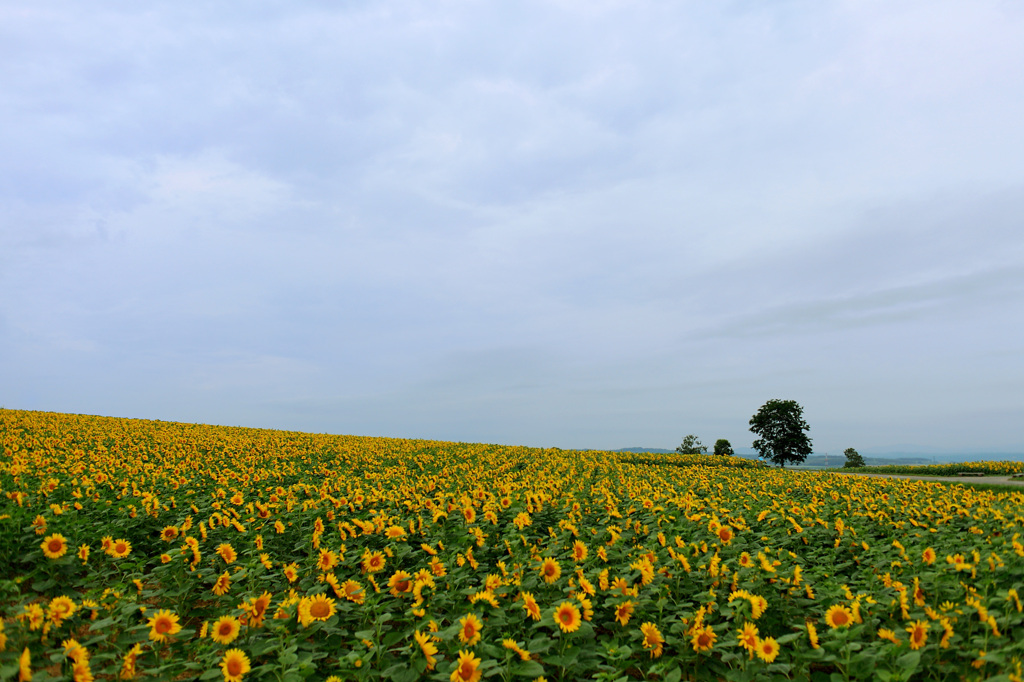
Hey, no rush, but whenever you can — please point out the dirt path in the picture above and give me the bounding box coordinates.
[834,472,1024,487]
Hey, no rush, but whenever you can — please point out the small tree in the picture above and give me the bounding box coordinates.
[843,447,865,468]
[749,399,812,468]
[676,434,707,455]
[713,439,734,456]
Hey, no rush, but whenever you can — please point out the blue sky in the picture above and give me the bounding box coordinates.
[2,1,1023,454]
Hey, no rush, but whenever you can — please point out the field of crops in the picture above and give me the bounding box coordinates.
[2,409,1024,682]
[831,462,1024,477]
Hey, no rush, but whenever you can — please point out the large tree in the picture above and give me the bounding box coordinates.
[676,434,707,455]
[843,447,865,468]
[748,399,812,468]
[713,438,734,456]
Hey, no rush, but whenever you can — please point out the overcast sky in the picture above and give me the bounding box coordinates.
[2,1,1023,454]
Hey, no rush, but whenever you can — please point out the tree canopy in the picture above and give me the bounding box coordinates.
[713,438,734,456]
[748,399,812,468]
[843,447,866,468]
[676,434,707,455]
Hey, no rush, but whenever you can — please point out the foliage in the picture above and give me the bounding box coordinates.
[3,408,1024,681]
[675,434,707,455]
[843,448,866,468]
[833,460,1024,476]
[712,439,734,457]
[749,399,813,468]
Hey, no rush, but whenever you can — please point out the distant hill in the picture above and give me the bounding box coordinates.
[615,447,675,454]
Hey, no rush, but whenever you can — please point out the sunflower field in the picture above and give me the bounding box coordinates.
[2,409,1024,682]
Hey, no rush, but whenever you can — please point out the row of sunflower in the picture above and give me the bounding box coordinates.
[2,408,1024,681]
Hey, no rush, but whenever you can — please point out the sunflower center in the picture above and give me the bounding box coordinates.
[227,659,242,676]
[310,601,330,618]
[156,619,171,633]
[395,579,410,592]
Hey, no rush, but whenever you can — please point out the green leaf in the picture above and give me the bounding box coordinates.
[663,667,682,682]
[512,660,545,677]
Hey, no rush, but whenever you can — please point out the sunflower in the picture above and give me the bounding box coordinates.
[342,579,365,604]
[738,552,753,568]
[825,604,854,629]
[458,613,483,646]
[463,507,476,524]
[414,630,438,670]
[449,650,482,682]
[878,628,900,644]
[306,594,337,622]
[572,540,588,562]
[539,557,561,584]
[147,610,182,642]
[640,622,664,658]
[717,526,734,544]
[41,533,68,559]
[553,602,582,633]
[283,563,299,583]
[210,616,241,645]
[317,549,338,572]
[77,544,89,564]
[806,620,820,649]
[755,637,780,663]
[212,572,231,596]
[388,570,413,597]
[48,596,76,623]
[906,620,928,650]
[120,643,142,680]
[691,624,716,652]
[922,547,936,565]
[248,591,272,624]
[615,600,634,626]
[385,525,406,539]
[62,638,87,663]
[220,649,251,682]
[20,647,31,682]
[108,538,132,559]
[362,550,386,573]
[520,591,541,621]
[216,543,237,565]
[160,526,179,542]
[737,622,759,653]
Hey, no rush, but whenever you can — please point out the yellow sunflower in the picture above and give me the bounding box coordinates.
[362,550,386,573]
[906,620,928,650]
[520,591,541,621]
[539,557,561,584]
[414,630,438,671]
[210,616,241,645]
[304,594,337,623]
[825,604,854,629]
[737,622,759,653]
[449,650,482,682]
[147,610,181,642]
[216,543,237,565]
[756,636,780,663]
[615,600,634,626]
[48,596,76,623]
[342,579,365,604]
[107,538,132,559]
[41,534,68,559]
[220,649,251,682]
[388,570,413,597]
[458,613,483,646]
[640,622,664,658]
[553,602,582,633]
[212,572,231,596]
[691,624,716,652]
